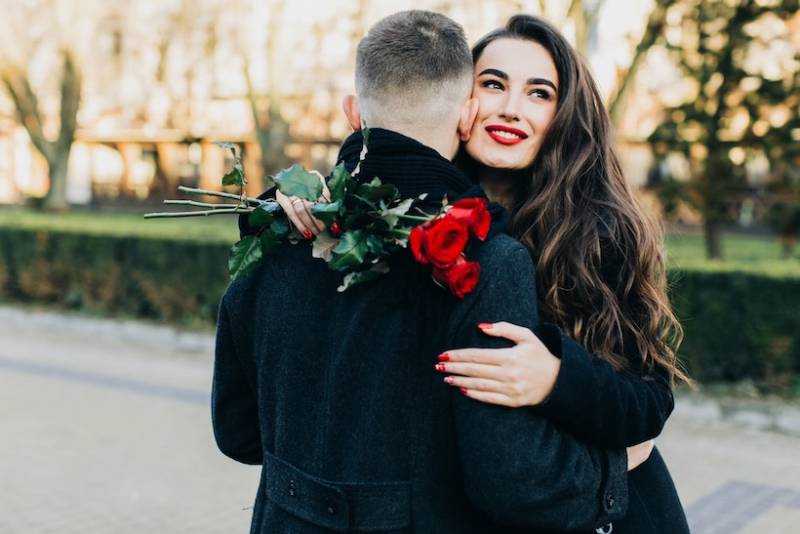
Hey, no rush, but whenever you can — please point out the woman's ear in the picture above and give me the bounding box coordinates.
[458,97,479,141]
[342,95,362,131]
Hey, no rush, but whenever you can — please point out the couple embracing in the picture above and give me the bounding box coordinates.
[212,10,691,534]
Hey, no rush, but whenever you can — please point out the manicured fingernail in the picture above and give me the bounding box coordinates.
[438,353,450,361]
[303,230,313,239]
[459,387,468,395]
[435,363,447,372]
[444,376,454,384]
[477,323,493,330]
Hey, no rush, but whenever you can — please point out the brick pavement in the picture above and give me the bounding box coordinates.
[1,305,798,533]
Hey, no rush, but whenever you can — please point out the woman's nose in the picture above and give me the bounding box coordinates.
[498,93,522,122]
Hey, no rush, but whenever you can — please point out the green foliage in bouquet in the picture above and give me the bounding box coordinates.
[145,129,434,291]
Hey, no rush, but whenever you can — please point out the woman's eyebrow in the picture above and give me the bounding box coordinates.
[478,68,508,80]
[528,78,557,91]
[479,68,557,92]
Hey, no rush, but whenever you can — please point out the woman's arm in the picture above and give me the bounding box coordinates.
[438,321,674,449]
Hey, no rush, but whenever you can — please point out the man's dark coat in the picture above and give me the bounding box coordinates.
[212,129,628,533]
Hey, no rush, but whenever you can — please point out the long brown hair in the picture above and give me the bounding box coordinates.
[472,15,688,383]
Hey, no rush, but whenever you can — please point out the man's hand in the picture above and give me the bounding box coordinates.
[626,440,654,471]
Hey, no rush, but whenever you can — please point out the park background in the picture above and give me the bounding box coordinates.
[0,0,799,532]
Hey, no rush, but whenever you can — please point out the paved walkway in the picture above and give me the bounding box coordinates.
[1,306,798,533]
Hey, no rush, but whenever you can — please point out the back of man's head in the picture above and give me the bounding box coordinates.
[354,10,473,138]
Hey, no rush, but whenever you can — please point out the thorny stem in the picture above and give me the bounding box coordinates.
[163,200,241,209]
[143,207,254,218]
[177,186,266,205]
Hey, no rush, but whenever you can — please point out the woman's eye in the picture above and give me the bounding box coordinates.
[530,89,553,100]
[481,79,504,90]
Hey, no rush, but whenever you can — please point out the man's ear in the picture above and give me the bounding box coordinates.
[458,97,479,141]
[342,95,362,131]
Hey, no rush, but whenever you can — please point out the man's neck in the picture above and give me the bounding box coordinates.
[365,122,456,161]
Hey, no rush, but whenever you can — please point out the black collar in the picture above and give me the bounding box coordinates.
[337,128,473,203]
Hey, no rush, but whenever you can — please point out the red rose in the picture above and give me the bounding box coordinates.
[409,216,469,269]
[433,256,480,298]
[448,198,490,240]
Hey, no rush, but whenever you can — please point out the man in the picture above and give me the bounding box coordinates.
[212,10,629,533]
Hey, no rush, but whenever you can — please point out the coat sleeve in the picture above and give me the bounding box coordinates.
[531,323,675,448]
[211,293,263,465]
[447,244,628,531]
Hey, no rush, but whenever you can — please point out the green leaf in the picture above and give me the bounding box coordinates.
[380,198,414,228]
[356,177,398,203]
[270,219,290,237]
[222,166,246,187]
[310,200,342,226]
[328,163,349,202]
[274,164,323,201]
[228,236,263,281]
[248,205,275,227]
[312,231,340,261]
[365,234,385,257]
[329,230,369,272]
[260,230,280,255]
[362,126,370,147]
[336,262,389,293]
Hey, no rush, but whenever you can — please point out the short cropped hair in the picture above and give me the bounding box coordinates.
[355,10,473,129]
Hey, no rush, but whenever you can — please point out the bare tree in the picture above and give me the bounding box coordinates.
[607,0,671,129]
[0,0,86,210]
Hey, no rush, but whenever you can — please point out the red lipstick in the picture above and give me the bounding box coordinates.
[485,124,529,146]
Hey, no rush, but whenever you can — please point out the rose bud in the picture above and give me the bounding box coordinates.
[448,198,490,240]
[432,256,481,298]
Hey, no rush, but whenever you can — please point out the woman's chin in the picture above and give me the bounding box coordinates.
[479,156,530,171]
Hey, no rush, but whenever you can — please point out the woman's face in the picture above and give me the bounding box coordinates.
[465,38,559,170]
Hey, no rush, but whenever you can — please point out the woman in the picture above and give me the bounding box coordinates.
[437,15,692,534]
[281,14,691,534]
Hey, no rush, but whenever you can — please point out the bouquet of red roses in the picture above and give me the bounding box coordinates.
[409,199,488,297]
[145,132,489,298]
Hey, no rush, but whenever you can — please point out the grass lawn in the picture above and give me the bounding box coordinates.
[0,207,239,243]
[665,231,800,278]
[1,207,798,276]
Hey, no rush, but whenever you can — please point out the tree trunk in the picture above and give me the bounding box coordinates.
[43,151,70,211]
[704,219,723,260]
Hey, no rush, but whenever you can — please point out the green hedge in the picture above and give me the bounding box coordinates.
[668,269,800,389]
[1,227,798,389]
[0,228,230,327]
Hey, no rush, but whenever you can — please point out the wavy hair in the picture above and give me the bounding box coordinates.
[471,15,688,383]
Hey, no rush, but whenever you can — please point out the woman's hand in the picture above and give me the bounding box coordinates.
[435,322,561,407]
[626,440,654,471]
[275,174,331,239]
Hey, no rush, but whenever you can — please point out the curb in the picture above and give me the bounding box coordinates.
[674,394,800,437]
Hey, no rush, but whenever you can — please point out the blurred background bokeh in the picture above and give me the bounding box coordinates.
[0,1,799,531]
[2,0,798,390]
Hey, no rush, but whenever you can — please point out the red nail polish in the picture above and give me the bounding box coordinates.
[477,323,493,330]
[435,363,446,372]
[438,353,450,361]
[459,387,468,395]
[444,376,454,385]
[303,230,313,239]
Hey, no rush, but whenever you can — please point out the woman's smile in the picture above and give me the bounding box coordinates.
[485,124,529,145]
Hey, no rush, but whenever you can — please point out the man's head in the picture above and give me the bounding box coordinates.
[342,10,478,159]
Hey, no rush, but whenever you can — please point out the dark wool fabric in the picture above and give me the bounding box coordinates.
[213,129,629,533]
[530,324,690,533]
